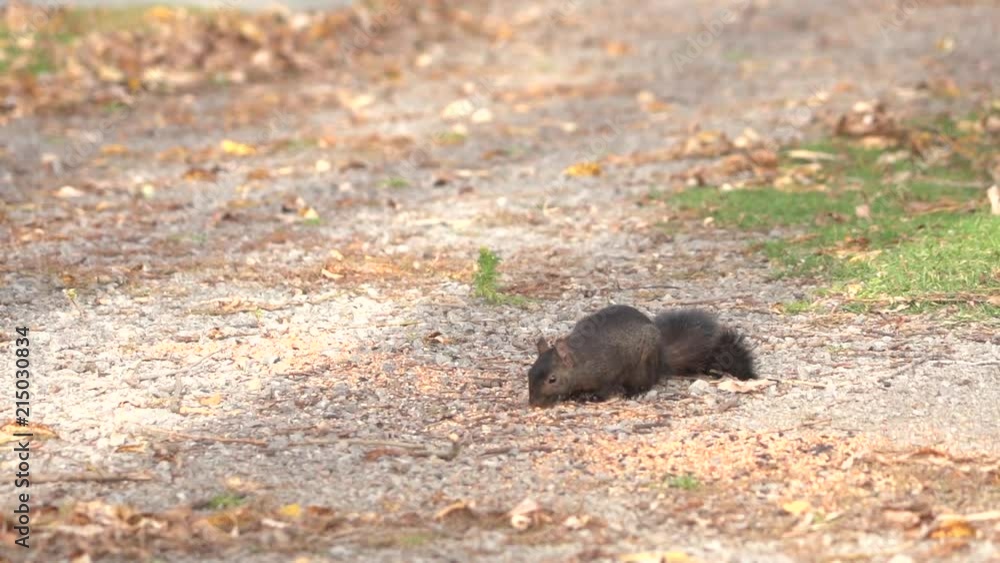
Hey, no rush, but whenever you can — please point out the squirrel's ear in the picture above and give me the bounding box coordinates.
[536,337,551,354]
[554,338,574,367]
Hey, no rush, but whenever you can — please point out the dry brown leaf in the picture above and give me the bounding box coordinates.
[749,149,778,168]
[682,130,733,158]
[434,500,474,521]
[0,420,59,443]
[100,144,130,156]
[930,516,976,539]
[183,167,218,182]
[115,443,148,454]
[509,497,542,530]
[198,393,223,407]
[604,40,632,56]
[716,379,774,393]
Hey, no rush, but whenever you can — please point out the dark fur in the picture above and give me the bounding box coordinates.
[654,309,756,379]
[528,305,756,407]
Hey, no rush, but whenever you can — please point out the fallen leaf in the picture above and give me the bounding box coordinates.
[563,161,602,177]
[749,148,778,168]
[183,167,218,182]
[221,139,257,156]
[682,130,733,158]
[604,40,631,56]
[782,500,812,516]
[198,393,223,407]
[855,203,871,219]
[278,503,302,518]
[115,443,148,454]
[100,144,130,156]
[434,500,474,521]
[0,420,59,444]
[930,516,976,539]
[54,185,85,199]
[988,185,999,216]
[509,497,542,531]
[563,515,590,530]
[786,149,838,162]
[716,378,775,393]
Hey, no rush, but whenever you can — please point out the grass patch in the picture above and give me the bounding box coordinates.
[665,473,701,491]
[381,177,410,189]
[203,492,246,510]
[664,128,1000,315]
[473,248,527,306]
[780,299,814,314]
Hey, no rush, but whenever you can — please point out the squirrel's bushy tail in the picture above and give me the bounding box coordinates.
[654,309,756,380]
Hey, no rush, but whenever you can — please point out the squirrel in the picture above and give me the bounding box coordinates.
[528,304,756,407]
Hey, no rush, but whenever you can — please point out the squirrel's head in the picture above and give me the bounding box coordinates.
[528,337,575,407]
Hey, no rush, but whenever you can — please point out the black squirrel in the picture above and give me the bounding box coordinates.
[528,304,756,407]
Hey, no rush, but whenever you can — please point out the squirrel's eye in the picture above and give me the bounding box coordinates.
[547,375,557,384]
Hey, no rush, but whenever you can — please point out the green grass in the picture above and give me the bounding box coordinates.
[664,131,1000,315]
[665,473,701,491]
[780,299,814,314]
[381,177,410,189]
[473,248,527,306]
[204,492,246,510]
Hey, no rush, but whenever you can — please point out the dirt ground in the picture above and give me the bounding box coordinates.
[1,0,999,561]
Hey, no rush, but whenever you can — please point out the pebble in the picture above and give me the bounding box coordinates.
[689,379,713,396]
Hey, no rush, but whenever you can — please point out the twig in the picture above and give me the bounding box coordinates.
[139,425,268,447]
[34,471,154,484]
[775,378,827,389]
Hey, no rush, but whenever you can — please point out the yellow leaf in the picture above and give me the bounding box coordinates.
[563,161,602,177]
[782,500,812,516]
[221,139,257,156]
[279,503,302,518]
[198,393,223,407]
[301,207,320,220]
[930,516,975,539]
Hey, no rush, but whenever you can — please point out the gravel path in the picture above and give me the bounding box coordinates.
[1,1,998,561]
